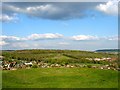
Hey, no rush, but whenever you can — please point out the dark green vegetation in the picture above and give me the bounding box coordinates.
[2,68,118,88]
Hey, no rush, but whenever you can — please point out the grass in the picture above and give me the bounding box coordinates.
[2,68,118,88]
[0,70,2,89]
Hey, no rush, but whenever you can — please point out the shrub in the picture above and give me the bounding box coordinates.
[32,65,38,68]
[87,65,92,68]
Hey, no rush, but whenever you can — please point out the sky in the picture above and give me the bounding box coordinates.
[0,0,118,51]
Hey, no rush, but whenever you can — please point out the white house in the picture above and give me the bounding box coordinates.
[24,62,33,65]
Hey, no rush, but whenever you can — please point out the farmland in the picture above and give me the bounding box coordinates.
[1,49,119,88]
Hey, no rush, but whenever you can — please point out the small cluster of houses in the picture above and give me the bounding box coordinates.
[1,60,34,70]
[0,59,119,71]
[0,56,119,71]
[85,57,112,61]
[0,56,3,70]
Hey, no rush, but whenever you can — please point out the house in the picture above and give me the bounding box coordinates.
[24,62,33,66]
[0,56,3,60]
[94,58,101,61]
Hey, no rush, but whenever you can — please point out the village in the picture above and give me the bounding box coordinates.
[0,55,119,71]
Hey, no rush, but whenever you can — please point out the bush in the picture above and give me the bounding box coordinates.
[87,65,92,68]
[32,65,38,68]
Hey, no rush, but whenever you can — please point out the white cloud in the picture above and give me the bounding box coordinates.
[0,35,28,48]
[26,4,57,14]
[0,33,63,42]
[0,41,8,46]
[107,36,119,40]
[27,33,63,40]
[11,42,29,48]
[25,4,62,20]
[1,34,118,50]
[1,34,118,45]
[96,0,118,15]
[4,4,21,12]
[0,33,63,46]
[71,35,99,40]
[2,2,118,22]
[0,14,19,22]
[71,35,119,41]
[58,42,69,45]
[0,35,21,41]
[2,2,100,21]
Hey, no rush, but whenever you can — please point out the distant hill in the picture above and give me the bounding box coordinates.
[96,49,119,53]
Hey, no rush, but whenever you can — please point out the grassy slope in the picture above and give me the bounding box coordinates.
[2,68,118,88]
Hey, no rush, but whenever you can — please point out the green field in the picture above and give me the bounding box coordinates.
[2,68,118,88]
[1,49,119,88]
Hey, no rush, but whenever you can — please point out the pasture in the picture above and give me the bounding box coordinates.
[2,68,118,88]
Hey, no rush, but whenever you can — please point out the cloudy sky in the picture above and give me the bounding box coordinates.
[0,0,118,51]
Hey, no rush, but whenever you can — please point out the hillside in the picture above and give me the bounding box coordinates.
[1,49,118,70]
